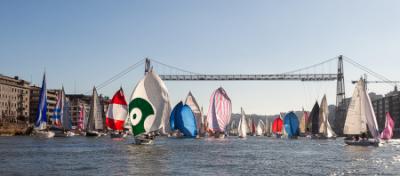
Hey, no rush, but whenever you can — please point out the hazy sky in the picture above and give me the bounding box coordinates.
[1,1,400,114]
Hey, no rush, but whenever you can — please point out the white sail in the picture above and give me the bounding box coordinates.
[362,87,380,139]
[238,108,248,138]
[344,80,367,135]
[319,95,336,137]
[256,120,265,136]
[185,91,202,135]
[87,87,103,131]
[128,70,171,136]
[280,113,287,137]
[264,117,270,135]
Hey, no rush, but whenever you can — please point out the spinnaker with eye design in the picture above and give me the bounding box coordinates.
[128,70,171,144]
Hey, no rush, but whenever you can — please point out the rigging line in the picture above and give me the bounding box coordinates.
[96,62,144,91]
[343,56,395,87]
[150,58,202,75]
[281,56,338,74]
[84,59,145,94]
[343,56,392,82]
[96,60,145,90]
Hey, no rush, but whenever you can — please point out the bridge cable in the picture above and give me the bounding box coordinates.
[85,58,145,94]
[150,59,201,75]
[343,56,395,87]
[281,56,338,74]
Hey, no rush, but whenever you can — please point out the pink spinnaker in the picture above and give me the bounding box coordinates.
[206,87,232,133]
[380,112,395,140]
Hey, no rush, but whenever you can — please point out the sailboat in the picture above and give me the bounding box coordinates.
[77,103,86,135]
[251,119,256,136]
[50,87,73,137]
[309,102,320,137]
[380,112,394,142]
[206,87,232,138]
[33,73,55,138]
[238,107,248,138]
[272,116,283,138]
[283,112,300,139]
[318,95,336,139]
[128,70,171,144]
[106,88,128,139]
[299,111,309,136]
[184,92,204,137]
[256,120,265,136]
[86,87,105,137]
[344,79,380,146]
[264,117,271,136]
[169,102,198,138]
[229,120,237,136]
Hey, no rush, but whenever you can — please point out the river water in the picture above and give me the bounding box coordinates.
[1,136,400,176]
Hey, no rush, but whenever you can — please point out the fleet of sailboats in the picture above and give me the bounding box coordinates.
[31,71,396,147]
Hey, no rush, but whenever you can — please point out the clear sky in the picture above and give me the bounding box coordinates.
[1,1,400,114]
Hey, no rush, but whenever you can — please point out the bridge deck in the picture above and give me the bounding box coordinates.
[159,74,337,81]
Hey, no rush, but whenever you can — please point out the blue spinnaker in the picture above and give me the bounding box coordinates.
[284,112,300,138]
[170,102,183,131]
[170,102,198,137]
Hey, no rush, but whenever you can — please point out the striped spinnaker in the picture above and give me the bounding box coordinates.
[206,87,232,133]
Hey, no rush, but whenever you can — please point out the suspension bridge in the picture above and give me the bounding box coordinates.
[94,55,396,111]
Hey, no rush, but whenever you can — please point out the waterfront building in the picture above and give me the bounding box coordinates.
[66,94,91,127]
[0,75,31,123]
[372,86,400,137]
[66,94,109,128]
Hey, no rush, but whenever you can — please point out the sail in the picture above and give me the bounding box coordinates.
[251,119,256,135]
[310,102,320,135]
[299,111,309,134]
[319,95,336,137]
[87,87,104,131]
[284,112,299,138]
[344,80,368,135]
[170,102,182,131]
[35,73,47,130]
[77,104,86,130]
[206,87,232,133]
[362,88,380,139]
[272,116,283,134]
[128,70,171,136]
[238,108,248,137]
[265,117,270,135]
[63,97,72,131]
[256,120,264,136]
[170,102,198,137]
[106,88,128,131]
[51,90,63,128]
[380,112,394,140]
[184,92,202,135]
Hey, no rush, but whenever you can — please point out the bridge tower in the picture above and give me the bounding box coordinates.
[144,58,151,75]
[335,55,347,135]
[336,55,345,107]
